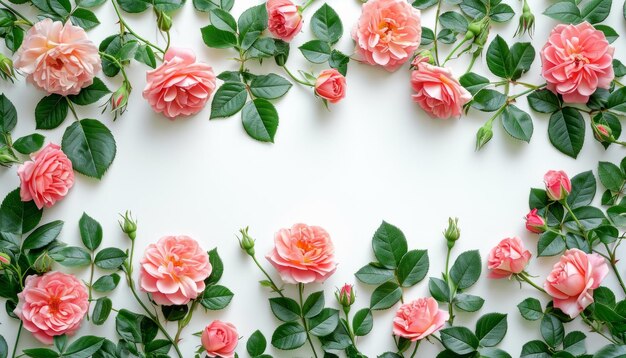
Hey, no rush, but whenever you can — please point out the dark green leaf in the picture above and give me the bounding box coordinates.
[580,0,612,24]
[116,0,150,13]
[210,8,237,32]
[548,107,585,158]
[92,273,120,292]
[353,308,373,336]
[598,161,624,191]
[527,90,560,113]
[62,119,116,179]
[94,247,127,269]
[371,221,408,269]
[68,78,110,105]
[460,72,489,95]
[200,285,233,310]
[310,4,342,44]
[429,277,451,302]
[70,8,100,30]
[397,249,429,287]
[439,11,468,33]
[540,314,564,348]
[0,94,17,132]
[299,40,331,63]
[35,95,68,130]
[241,99,279,143]
[370,282,402,310]
[354,264,394,285]
[79,212,102,251]
[51,246,91,267]
[475,313,507,347]
[247,330,267,356]
[471,89,506,112]
[543,2,582,23]
[520,340,551,358]
[23,220,63,250]
[200,25,237,48]
[537,231,566,257]
[13,134,45,155]
[250,74,292,99]
[271,322,306,350]
[308,308,339,337]
[501,104,533,142]
[517,297,543,320]
[454,293,484,312]
[210,82,248,119]
[92,297,112,325]
[269,297,301,322]
[440,326,479,355]
[205,248,224,285]
[567,171,596,208]
[449,250,481,290]
[302,291,324,318]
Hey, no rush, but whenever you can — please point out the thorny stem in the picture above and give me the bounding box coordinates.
[445,245,455,325]
[562,199,587,237]
[299,283,319,358]
[110,0,165,54]
[86,256,95,320]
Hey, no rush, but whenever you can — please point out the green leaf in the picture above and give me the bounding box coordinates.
[269,297,301,322]
[372,221,408,269]
[200,25,237,48]
[0,188,42,235]
[329,50,349,76]
[543,2,582,23]
[238,4,267,50]
[517,297,543,320]
[94,247,127,269]
[396,249,429,287]
[593,344,626,357]
[475,313,507,347]
[599,161,624,191]
[429,277,451,302]
[200,284,233,310]
[567,171,596,208]
[299,40,331,63]
[274,39,290,67]
[527,90,560,113]
[563,331,586,356]
[161,304,188,321]
[302,291,324,318]
[370,282,402,310]
[471,89,506,112]
[23,348,60,358]
[144,339,171,354]
[62,119,116,179]
[440,326,479,355]
[595,25,618,43]
[92,297,112,325]
[541,314,564,348]
[308,308,339,337]
[242,99,279,143]
[537,231,566,257]
[51,246,91,267]
[486,35,510,78]
[115,309,143,343]
[580,0,612,24]
[92,273,120,292]
[250,74,292,99]
[271,322,306,350]
[116,0,150,13]
[614,59,626,77]
[489,3,514,22]
[134,44,156,68]
[439,11,468,33]
[209,8,237,32]
[454,293,484,312]
[460,72,489,95]
[413,0,438,8]
[247,330,267,356]
[205,248,224,285]
[548,107,585,158]
[310,4,342,44]
[61,336,104,358]
[353,308,373,336]
[0,336,7,358]
[23,220,64,250]
[520,340,551,358]
[354,264,394,284]
[420,27,434,45]
[607,86,626,113]
[210,82,248,119]
[68,78,110,105]
[70,8,100,30]
[76,0,106,7]
[13,134,45,154]
[35,94,68,130]
[501,105,533,142]
[0,94,17,132]
[79,212,102,251]
[509,42,535,80]
[193,0,233,11]
[49,0,71,16]
[460,0,487,19]
[247,37,276,59]
[564,206,605,230]
[449,250,481,290]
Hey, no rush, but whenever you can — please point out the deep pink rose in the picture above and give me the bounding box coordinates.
[201,320,238,358]
[544,170,571,201]
[143,47,216,119]
[393,297,448,341]
[525,208,546,234]
[266,223,337,284]
[139,235,211,305]
[352,0,421,71]
[541,22,614,103]
[487,237,532,279]
[411,62,471,118]
[545,249,608,317]
[315,69,346,104]
[14,19,100,96]
[14,272,88,344]
[17,143,74,209]
[267,0,303,41]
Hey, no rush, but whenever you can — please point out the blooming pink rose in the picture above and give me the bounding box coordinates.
[14,271,88,344]
[201,320,238,358]
[267,0,303,41]
[411,62,471,118]
[14,18,100,96]
[17,143,74,209]
[545,249,608,317]
[393,297,448,341]
[143,47,216,119]
[487,237,532,279]
[544,170,571,201]
[352,0,421,71]
[315,69,346,104]
[541,22,614,103]
[139,235,211,305]
[266,223,337,284]
[525,208,546,234]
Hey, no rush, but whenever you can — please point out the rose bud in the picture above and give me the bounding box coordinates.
[514,0,535,37]
[487,237,532,279]
[593,123,613,143]
[0,252,10,266]
[0,53,15,82]
[0,145,18,167]
[315,69,346,104]
[238,227,255,256]
[118,210,137,240]
[155,8,172,32]
[544,170,571,201]
[443,217,460,248]
[336,284,355,308]
[107,81,132,120]
[525,209,546,234]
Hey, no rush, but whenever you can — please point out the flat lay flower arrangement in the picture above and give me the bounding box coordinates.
[0,0,625,356]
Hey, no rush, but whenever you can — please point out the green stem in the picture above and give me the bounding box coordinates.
[562,200,586,236]
[614,79,624,87]
[99,52,130,83]
[110,0,165,54]
[66,98,79,120]
[175,300,199,343]
[432,0,442,66]
[164,30,171,53]
[300,0,315,11]
[445,245,455,325]
[11,321,22,358]
[299,283,319,358]
[605,243,626,295]
[514,81,542,90]
[517,272,546,293]
[252,254,285,298]
[409,340,420,358]
[343,306,356,347]
[509,84,546,101]
[442,37,469,66]
[0,0,32,26]
[580,312,620,344]
[282,66,314,87]
[466,53,478,73]
[86,257,95,320]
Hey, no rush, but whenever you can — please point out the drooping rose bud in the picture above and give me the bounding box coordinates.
[443,217,460,249]
[118,211,137,240]
[107,81,131,120]
[544,170,571,201]
[514,0,535,37]
[336,284,355,308]
[476,124,493,150]
[525,209,546,234]
[238,227,255,256]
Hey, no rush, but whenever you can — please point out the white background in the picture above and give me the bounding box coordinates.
[1,0,626,356]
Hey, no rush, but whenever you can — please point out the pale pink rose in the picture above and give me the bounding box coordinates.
[393,297,448,341]
[143,47,216,119]
[544,170,572,201]
[14,271,88,344]
[267,0,303,41]
[525,208,546,234]
[315,69,346,103]
[266,223,337,284]
[139,235,211,305]
[17,143,74,209]
[545,249,608,317]
[541,22,614,103]
[201,320,238,358]
[352,0,421,71]
[488,237,532,279]
[411,63,471,118]
[14,18,100,96]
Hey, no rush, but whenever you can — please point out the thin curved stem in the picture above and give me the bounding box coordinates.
[509,84,546,101]
[66,98,79,120]
[517,272,546,293]
[409,340,420,358]
[252,255,285,298]
[299,283,319,358]
[110,0,165,54]
[432,0,442,65]
[11,321,22,358]
[603,243,626,295]
[442,37,469,66]
[282,66,314,87]
[99,52,130,83]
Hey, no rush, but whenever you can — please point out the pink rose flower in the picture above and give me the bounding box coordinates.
[411,62,471,119]
[337,284,355,307]
[525,208,546,234]
[315,69,346,104]
[201,320,238,358]
[143,47,216,119]
[393,297,448,341]
[17,143,74,209]
[14,271,88,344]
[139,235,212,305]
[487,237,532,279]
[541,22,614,103]
[545,249,608,317]
[14,18,100,96]
[266,223,337,284]
[267,0,303,41]
[352,0,421,71]
[544,170,571,201]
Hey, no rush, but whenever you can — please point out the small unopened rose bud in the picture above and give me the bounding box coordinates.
[593,123,613,143]
[411,51,434,68]
[155,9,172,32]
[118,211,137,240]
[0,145,18,167]
[336,284,355,308]
[443,217,460,248]
[514,0,535,38]
[0,252,10,266]
[544,170,571,201]
[238,227,255,256]
[0,53,15,82]
[105,81,132,120]
[475,125,493,150]
[33,252,54,273]
[525,209,546,234]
